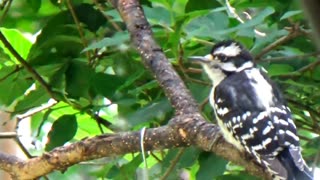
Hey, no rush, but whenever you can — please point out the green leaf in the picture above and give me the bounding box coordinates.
[160,148,200,179]
[0,71,32,106]
[185,0,221,12]
[0,28,32,62]
[107,155,143,179]
[267,64,294,76]
[47,62,69,93]
[144,6,172,26]
[82,31,129,52]
[280,10,302,20]
[251,26,288,54]
[123,99,172,126]
[73,3,106,32]
[37,35,83,57]
[178,147,201,168]
[35,62,67,77]
[14,87,51,114]
[185,11,229,39]
[28,26,83,66]
[65,60,93,98]
[91,72,125,99]
[45,114,77,151]
[196,152,227,180]
[27,0,42,12]
[229,7,275,33]
[127,80,159,96]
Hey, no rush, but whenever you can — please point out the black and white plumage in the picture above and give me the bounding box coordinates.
[189,40,313,180]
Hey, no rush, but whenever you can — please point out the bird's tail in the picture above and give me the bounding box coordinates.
[261,147,313,180]
[278,148,313,180]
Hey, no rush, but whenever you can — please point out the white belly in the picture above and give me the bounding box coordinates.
[210,87,244,151]
[216,118,244,151]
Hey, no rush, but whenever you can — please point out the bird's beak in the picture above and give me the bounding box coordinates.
[188,54,214,64]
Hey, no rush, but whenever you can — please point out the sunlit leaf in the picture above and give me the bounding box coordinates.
[83,31,129,52]
[0,28,32,62]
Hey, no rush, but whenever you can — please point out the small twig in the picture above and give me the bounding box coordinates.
[0,66,22,82]
[185,67,202,74]
[66,0,91,61]
[176,42,210,86]
[262,52,320,62]
[160,148,185,180]
[295,60,320,73]
[0,0,9,9]
[150,152,162,163]
[16,99,58,122]
[187,76,211,86]
[176,44,211,86]
[0,31,56,99]
[191,38,214,46]
[88,111,112,132]
[0,0,12,25]
[225,0,266,37]
[92,0,123,31]
[277,59,320,78]
[14,137,33,159]
[298,134,312,141]
[295,120,313,131]
[287,98,320,119]
[255,25,304,60]
[0,132,17,139]
[199,97,209,111]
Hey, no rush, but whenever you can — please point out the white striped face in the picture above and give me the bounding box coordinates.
[213,42,242,57]
[189,40,254,86]
[200,41,254,79]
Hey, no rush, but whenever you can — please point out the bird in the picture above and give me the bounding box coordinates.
[188,40,313,180]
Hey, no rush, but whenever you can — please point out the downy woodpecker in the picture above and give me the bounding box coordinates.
[189,40,313,180]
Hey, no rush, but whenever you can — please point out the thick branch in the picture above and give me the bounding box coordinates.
[0,114,268,180]
[0,123,186,179]
[110,0,199,115]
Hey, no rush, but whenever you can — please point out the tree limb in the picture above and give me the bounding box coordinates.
[0,114,269,180]
[109,0,199,115]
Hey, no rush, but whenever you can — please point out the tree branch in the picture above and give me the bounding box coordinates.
[0,114,268,180]
[254,25,306,60]
[109,0,199,115]
[262,52,320,62]
[0,121,185,179]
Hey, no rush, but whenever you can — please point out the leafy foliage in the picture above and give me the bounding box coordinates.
[0,0,319,179]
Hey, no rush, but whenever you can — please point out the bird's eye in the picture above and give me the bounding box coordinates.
[218,55,228,62]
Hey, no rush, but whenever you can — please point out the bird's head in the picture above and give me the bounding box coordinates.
[189,40,255,76]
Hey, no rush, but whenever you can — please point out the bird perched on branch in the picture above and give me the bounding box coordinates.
[189,40,313,180]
